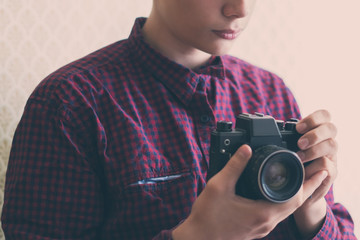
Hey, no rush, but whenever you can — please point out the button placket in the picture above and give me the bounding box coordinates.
[189,77,216,168]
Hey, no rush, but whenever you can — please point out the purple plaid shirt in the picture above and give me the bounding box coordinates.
[2,18,355,240]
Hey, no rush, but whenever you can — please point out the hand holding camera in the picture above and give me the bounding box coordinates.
[173,111,334,240]
[293,109,338,237]
[173,111,336,239]
[173,144,328,240]
[207,113,305,203]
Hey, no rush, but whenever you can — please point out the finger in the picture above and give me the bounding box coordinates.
[268,170,328,215]
[302,157,337,180]
[297,138,338,162]
[297,122,337,150]
[307,178,332,202]
[302,157,337,203]
[214,144,252,191]
[302,170,328,200]
[259,171,327,224]
[296,110,331,134]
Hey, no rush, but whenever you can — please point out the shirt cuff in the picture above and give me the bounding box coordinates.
[311,204,337,240]
[287,204,331,240]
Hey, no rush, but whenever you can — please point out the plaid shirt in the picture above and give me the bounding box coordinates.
[2,18,355,240]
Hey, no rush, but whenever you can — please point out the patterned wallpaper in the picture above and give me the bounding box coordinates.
[1,1,359,239]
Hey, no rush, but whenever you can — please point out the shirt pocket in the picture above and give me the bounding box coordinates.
[127,172,190,187]
[116,170,196,238]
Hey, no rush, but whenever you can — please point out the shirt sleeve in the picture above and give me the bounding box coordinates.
[1,98,105,239]
[311,187,356,240]
[1,96,186,240]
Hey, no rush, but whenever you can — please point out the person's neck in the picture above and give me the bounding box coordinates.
[142,16,211,70]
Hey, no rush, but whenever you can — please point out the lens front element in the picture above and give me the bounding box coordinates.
[263,161,288,191]
[258,146,304,203]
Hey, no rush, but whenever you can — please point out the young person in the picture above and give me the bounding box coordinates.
[2,0,356,239]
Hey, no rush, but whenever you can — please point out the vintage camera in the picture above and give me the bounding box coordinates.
[207,113,304,203]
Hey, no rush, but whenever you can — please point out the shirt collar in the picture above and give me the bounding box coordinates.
[128,18,225,106]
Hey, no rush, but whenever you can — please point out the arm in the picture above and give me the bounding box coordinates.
[293,110,356,239]
[268,74,356,239]
[1,99,104,239]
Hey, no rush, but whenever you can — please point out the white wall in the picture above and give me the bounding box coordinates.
[0,0,359,238]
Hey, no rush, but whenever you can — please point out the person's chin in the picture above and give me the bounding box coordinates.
[204,43,233,56]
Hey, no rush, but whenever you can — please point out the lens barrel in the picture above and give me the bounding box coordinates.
[236,145,304,203]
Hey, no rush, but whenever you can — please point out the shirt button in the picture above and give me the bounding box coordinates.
[200,115,210,123]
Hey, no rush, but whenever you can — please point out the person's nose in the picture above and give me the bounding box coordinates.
[222,0,248,19]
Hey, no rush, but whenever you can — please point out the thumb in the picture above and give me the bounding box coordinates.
[214,144,252,192]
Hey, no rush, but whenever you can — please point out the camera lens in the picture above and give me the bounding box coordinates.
[258,146,304,203]
[236,145,304,203]
[263,161,288,191]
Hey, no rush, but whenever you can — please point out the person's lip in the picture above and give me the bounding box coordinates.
[212,29,242,40]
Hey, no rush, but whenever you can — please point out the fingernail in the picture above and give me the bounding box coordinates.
[298,138,309,149]
[320,171,328,181]
[238,145,252,158]
[296,123,307,133]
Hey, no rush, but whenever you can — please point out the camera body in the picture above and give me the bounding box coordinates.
[207,113,304,203]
